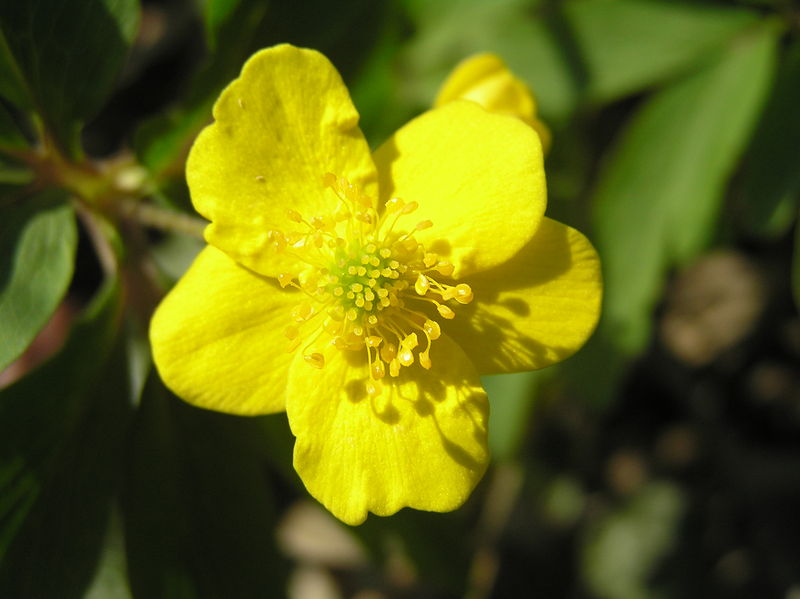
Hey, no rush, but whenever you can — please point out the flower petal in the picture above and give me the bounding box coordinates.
[444,217,602,374]
[434,53,551,152]
[373,100,545,278]
[150,245,298,415]
[286,335,489,525]
[187,44,378,277]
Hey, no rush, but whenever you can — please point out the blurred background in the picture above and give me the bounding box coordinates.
[2,0,800,597]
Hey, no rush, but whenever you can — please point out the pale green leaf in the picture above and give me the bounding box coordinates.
[564,0,760,103]
[594,24,778,353]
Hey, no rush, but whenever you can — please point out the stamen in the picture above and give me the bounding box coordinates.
[283,173,475,374]
[304,353,325,369]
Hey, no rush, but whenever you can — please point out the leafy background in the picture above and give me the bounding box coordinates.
[2,0,800,597]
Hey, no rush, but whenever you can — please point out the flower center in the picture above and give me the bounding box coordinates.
[269,174,473,396]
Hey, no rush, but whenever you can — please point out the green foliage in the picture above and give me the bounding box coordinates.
[0,101,28,149]
[0,0,139,156]
[124,378,286,598]
[563,0,759,103]
[0,280,128,598]
[1,0,799,596]
[594,21,778,353]
[739,39,800,237]
[0,191,77,371]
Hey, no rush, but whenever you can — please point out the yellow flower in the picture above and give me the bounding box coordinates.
[150,44,601,525]
[434,53,551,153]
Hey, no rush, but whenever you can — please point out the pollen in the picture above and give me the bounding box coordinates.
[272,173,475,383]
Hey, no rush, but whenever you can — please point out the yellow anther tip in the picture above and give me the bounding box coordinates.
[437,304,456,319]
[398,349,414,367]
[414,273,430,295]
[304,353,325,369]
[420,352,432,370]
[401,201,419,215]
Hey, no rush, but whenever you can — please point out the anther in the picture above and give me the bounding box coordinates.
[389,359,400,377]
[415,274,430,295]
[398,347,414,367]
[371,360,385,380]
[385,197,404,213]
[416,220,433,230]
[304,353,325,369]
[401,201,419,215]
[381,342,397,363]
[454,283,474,304]
[366,379,382,397]
[436,262,455,277]
[419,351,432,370]
[423,253,438,268]
[292,303,315,322]
[287,209,303,223]
[423,320,441,340]
[437,304,456,319]
[277,273,293,288]
[402,333,419,350]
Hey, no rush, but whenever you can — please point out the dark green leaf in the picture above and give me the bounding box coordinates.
[0,30,30,110]
[793,209,800,312]
[0,279,129,598]
[739,39,800,237]
[124,378,287,599]
[0,190,77,371]
[593,23,777,353]
[202,0,240,49]
[0,0,139,155]
[0,100,28,150]
[564,0,760,103]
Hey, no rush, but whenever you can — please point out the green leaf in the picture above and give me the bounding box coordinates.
[124,378,287,598]
[792,209,800,312]
[564,0,760,103]
[202,0,240,49]
[581,481,686,599]
[0,0,139,155]
[0,31,30,110]
[0,279,129,598]
[482,371,548,461]
[738,39,800,237]
[0,191,77,372]
[593,23,778,353]
[0,100,28,150]
[401,0,581,124]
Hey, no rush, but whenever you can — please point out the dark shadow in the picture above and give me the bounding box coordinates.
[446,216,597,373]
